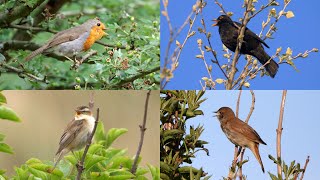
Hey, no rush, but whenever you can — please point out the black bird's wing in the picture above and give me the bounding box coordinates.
[233,22,269,48]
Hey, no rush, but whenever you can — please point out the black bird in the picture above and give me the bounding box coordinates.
[213,15,279,78]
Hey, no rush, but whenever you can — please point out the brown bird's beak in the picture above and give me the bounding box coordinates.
[212,19,218,26]
[213,111,219,117]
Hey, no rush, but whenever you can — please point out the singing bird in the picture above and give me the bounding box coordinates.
[213,15,279,78]
[215,107,267,173]
[54,106,95,169]
[25,18,106,61]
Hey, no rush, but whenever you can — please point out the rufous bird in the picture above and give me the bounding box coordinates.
[215,106,267,173]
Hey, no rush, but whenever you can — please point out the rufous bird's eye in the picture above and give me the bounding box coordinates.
[97,23,100,26]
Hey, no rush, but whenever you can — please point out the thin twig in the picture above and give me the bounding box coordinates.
[227,90,243,179]
[245,90,255,123]
[1,63,49,83]
[131,90,151,174]
[160,0,199,89]
[226,0,253,90]
[199,14,228,79]
[214,0,228,15]
[107,66,160,89]
[76,101,100,180]
[238,90,255,179]
[300,156,310,180]
[276,90,287,177]
[236,90,242,117]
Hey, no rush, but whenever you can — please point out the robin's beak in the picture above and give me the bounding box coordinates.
[212,19,218,26]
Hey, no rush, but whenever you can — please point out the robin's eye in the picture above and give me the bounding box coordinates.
[97,23,100,26]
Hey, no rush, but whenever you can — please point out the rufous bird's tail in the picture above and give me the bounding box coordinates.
[250,143,265,173]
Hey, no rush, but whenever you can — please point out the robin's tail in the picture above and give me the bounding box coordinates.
[250,143,265,173]
[25,45,47,61]
[252,46,279,78]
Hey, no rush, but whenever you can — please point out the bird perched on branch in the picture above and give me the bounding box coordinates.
[213,15,279,78]
[25,18,106,61]
[53,106,95,169]
[214,107,267,173]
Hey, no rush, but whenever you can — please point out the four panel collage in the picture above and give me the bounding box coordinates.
[0,0,318,179]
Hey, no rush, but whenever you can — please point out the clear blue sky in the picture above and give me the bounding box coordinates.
[161,0,320,89]
[185,90,319,179]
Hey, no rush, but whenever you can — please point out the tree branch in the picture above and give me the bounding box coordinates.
[0,63,49,83]
[0,0,45,27]
[276,90,287,177]
[300,156,310,180]
[108,66,160,89]
[131,90,151,174]
[226,0,253,90]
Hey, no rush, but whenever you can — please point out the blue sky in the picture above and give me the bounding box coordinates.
[161,0,320,89]
[184,90,319,179]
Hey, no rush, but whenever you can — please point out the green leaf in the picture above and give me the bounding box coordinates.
[147,164,160,180]
[95,121,106,142]
[0,106,21,122]
[85,154,106,170]
[0,134,5,141]
[105,128,128,148]
[0,143,14,154]
[0,93,7,104]
[88,143,104,155]
[0,169,6,175]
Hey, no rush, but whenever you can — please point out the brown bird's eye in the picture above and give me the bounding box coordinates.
[97,23,100,26]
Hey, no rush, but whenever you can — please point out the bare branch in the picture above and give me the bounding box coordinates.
[300,156,310,180]
[245,90,255,123]
[276,90,287,177]
[131,90,151,174]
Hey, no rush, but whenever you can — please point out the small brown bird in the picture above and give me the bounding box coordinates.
[215,107,267,173]
[54,106,95,169]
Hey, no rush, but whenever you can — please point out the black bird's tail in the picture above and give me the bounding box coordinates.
[252,47,279,78]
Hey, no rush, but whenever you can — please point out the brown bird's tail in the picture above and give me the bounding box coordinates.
[252,46,279,78]
[25,45,48,61]
[53,148,69,169]
[250,143,265,173]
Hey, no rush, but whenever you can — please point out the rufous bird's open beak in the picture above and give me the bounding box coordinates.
[212,19,218,26]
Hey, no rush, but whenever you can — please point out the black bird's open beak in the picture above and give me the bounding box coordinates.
[212,19,218,26]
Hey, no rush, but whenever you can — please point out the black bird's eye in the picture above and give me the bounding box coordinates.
[97,23,100,26]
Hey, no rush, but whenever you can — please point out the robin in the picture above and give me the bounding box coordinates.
[25,18,106,61]
[214,107,267,173]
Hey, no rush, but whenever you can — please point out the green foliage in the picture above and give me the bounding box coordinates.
[0,92,21,155]
[0,0,159,90]
[268,155,305,180]
[6,126,158,179]
[160,90,210,179]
